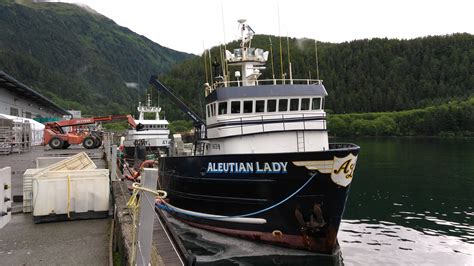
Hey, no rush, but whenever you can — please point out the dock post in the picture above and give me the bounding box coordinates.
[111,145,118,181]
[136,168,158,266]
[104,133,111,162]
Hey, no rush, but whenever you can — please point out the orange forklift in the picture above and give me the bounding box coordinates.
[43,114,143,149]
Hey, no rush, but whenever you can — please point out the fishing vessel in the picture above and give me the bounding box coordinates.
[151,20,360,254]
[123,95,170,156]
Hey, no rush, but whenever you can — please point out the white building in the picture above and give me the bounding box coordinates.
[0,71,70,119]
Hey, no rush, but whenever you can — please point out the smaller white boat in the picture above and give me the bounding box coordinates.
[124,94,170,156]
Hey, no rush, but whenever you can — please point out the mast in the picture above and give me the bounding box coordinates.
[224,20,268,86]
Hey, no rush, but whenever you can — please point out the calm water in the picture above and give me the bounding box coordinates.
[170,138,474,265]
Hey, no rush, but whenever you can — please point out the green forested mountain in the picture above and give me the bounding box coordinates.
[0,0,193,115]
[158,34,473,121]
[1,0,472,125]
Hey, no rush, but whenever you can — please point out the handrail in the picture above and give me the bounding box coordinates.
[207,112,327,138]
[212,112,326,124]
[208,78,323,93]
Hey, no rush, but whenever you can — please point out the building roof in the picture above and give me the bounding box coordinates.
[0,71,70,116]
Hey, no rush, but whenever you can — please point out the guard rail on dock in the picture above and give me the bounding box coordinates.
[104,132,193,265]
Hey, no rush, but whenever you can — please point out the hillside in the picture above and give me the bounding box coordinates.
[328,97,474,137]
[0,0,193,115]
[1,0,472,121]
[158,34,474,121]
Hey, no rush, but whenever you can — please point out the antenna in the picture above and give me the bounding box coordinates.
[238,19,247,48]
[287,33,293,84]
[315,39,320,80]
[277,3,284,81]
[269,37,275,82]
[219,43,226,85]
[203,43,209,84]
[220,1,229,81]
[208,49,213,84]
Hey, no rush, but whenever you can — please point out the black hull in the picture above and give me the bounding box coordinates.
[158,143,360,254]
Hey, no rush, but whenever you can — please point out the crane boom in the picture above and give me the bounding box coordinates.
[149,76,205,127]
[43,114,143,150]
[47,114,140,129]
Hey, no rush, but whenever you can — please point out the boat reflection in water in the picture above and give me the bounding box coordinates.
[170,216,473,265]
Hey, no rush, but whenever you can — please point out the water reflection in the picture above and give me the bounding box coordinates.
[339,220,473,265]
[171,217,473,265]
[169,216,343,266]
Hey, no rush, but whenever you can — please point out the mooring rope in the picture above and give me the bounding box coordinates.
[155,172,318,222]
[126,182,167,265]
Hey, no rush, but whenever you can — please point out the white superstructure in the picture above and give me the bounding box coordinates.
[124,95,170,150]
[201,20,328,155]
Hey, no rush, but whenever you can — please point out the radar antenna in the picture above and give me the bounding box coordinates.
[238,19,255,48]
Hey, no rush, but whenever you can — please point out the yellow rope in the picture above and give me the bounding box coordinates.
[126,182,167,266]
[127,188,140,266]
[131,182,167,199]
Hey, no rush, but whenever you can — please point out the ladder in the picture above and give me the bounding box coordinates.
[296,131,305,152]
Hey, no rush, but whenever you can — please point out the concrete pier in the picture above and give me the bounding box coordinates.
[1,143,191,265]
[0,146,110,265]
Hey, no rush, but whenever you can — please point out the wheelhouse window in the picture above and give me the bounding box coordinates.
[290,98,299,111]
[267,99,276,112]
[218,102,228,115]
[255,100,265,113]
[301,98,310,110]
[231,101,241,114]
[243,100,253,113]
[206,105,210,117]
[311,97,321,110]
[209,103,217,116]
[278,99,288,112]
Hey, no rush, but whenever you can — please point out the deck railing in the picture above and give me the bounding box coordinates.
[206,78,323,95]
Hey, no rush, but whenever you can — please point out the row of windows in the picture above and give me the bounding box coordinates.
[10,107,33,118]
[207,97,324,117]
[142,124,168,129]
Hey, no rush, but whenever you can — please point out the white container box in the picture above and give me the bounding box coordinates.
[36,156,70,168]
[44,152,97,172]
[32,169,109,223]
[23,152,97,213]
[23,168,43,213]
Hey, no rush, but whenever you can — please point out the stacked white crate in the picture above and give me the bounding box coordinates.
[11,120,31,154]
[32,169,110,218]
[0,118,13,155]
[23,152,97,213]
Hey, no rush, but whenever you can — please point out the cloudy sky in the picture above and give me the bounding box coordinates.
[57,0,473,55]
